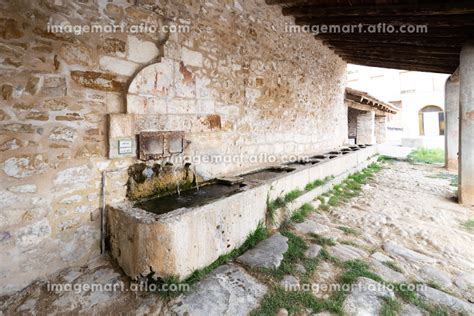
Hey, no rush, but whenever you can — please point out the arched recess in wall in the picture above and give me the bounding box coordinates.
[418,105,445,136]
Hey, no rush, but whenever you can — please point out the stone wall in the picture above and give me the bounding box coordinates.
[0,0,346,295]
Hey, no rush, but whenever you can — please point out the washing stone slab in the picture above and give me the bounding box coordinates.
[237,232,288,269]
[169,264,267,316]
[383,241,437,264]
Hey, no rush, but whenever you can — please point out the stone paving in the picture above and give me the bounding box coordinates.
[2,160,474,315]
[237,233,288,269]
[169,264,267,316]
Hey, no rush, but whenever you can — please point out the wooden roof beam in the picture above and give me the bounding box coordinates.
[343,57,455,73]
[324,42,461,55]
[294,15,474,27]
[283,2,474,18]
[337,53,458,65]
[316,35,468,48]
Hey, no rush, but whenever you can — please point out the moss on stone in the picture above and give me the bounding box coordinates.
[127,163,196,201]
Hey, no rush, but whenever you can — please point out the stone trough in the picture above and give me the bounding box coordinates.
[107,145,377,280]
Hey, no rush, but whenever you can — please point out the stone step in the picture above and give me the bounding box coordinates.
[169,264,267,316]
[417,286,474,314]
[383,241,437,264]
[237,232,288,269]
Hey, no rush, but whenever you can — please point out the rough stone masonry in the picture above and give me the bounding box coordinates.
[0,0,347,295]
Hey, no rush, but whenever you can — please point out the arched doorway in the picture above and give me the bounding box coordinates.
[419,105,445,136]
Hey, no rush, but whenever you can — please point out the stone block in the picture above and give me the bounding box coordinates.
[59,43,94,67]
[101,38,126,56]
[109,114,134,138]
[343,277,395,315]
[0,109,11,120]
[26,111,49,121]
[71,71,124,92]
[25,76,41,95]
[127,35,159,63]
[7,184,37,193]
[49,126,77,142]
[181,47,203,67]
[330,244,368,262]
[128,59,174,97]
[127,94,167,114]
[41,76,67,97]
[237,233,288,269]
[195,76,213,98]
[99,56,139,76]
[169,264,267,315]
[1,84,12,100]
[2,154,48,178]
[15,218,51,248]
[53,165,91,187]
[0,18,24,39]
[109,114,137,159]
[43,99,68,111]
[168,98,196,114]
[197,99,215,114]
[175,61,195,98]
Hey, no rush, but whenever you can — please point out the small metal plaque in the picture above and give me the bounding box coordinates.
[118,139,133,155]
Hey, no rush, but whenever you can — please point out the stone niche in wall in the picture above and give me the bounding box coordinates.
[108,57,219,160]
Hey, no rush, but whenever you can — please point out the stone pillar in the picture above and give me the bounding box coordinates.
[444,72,460,171]
[459,42,474,206]
[375,115,387,144]
[357,111,375,144]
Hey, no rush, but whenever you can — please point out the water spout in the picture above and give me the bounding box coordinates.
[171,166,181,197]
[193,165,200,191]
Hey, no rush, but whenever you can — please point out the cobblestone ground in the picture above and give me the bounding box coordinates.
[1,160,473,315]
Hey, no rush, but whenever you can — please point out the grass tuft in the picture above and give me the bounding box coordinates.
[284,189,303,203]
[340,260,384,284]
[250,287,323,315]
[382,261,404,273]
[320,259,383,314]
[380,297,401,316]
[290,203,315,223]
[309,233,336,247]
[378,155,396,162]
[305,179,325,191]
[267,196,286,214]
[337,226,359,235]
[408,148,444,164]
[462,219,474,232]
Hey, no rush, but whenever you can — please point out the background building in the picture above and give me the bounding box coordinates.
[347,64,449,147]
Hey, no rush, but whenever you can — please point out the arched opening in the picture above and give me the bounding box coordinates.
[418,105,445,136]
